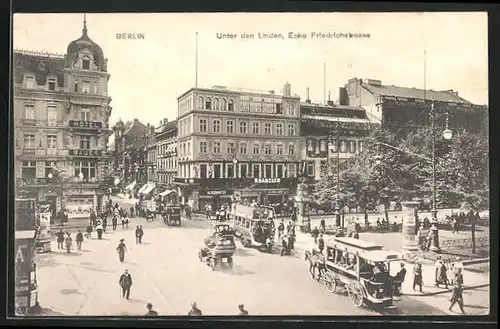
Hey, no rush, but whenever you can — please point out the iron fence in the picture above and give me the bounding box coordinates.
[440,236,489,250]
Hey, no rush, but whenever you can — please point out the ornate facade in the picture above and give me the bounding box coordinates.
[174,83,302,210]
[14,18,113,217]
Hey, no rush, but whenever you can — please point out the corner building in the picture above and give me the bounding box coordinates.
[175,84,302,211]
[13,19,112,217]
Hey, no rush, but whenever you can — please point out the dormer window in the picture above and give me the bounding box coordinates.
[25,76,35,89]
[48,78,56,91]
[82,58,90,70]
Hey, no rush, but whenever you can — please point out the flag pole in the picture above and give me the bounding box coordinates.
[424,50,427,101]
[195,32,199,87]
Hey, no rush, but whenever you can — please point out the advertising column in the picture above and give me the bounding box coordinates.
[401,201,420,261]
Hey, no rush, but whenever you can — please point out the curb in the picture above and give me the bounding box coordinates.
[404,283,490,297]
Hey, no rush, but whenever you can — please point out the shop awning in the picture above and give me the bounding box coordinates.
[138,183,149,194]
[160,189,176,197]
[141,183,156,195]
[124,180,136,191]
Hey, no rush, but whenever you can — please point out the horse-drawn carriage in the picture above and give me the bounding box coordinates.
[306,237,401,309]
[198,223,236,271]
[162,204,181,226]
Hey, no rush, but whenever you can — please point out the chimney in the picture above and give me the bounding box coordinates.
[306,87,311,103]
[283,82,291,97]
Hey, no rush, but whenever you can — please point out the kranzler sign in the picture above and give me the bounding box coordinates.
[69,149,103,157]
[69,120,103,129]
[254,178,281,184]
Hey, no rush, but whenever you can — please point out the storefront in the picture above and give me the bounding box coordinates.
[199,189,233,212]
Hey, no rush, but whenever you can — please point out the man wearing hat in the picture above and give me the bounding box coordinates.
[238,304,248,316]
[412,262,423,293]
[116,238,127,263]
[188,302,202,316]
[145,303,158,316]
[119,269,133,300]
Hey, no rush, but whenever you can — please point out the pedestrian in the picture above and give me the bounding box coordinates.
[320,217,325,232]
[121,215,126,229]
[280,235,288,257]
[135,226,141,244]
[317,234,325,254]
[76,230,84,251]
[130,206,135,218]
[55,229,65,249]
[64,232,73,253]
[124,215,130,229]
[434,256,443,286]
[454,257,464,277]
[238,304,249,316]
[393,263,407,295]
[449,281,466,314]
[90,211,97,227]
[188,302,202,316]
[145,303,158,316]
[277,220,284,239]
[96,223,104,239]
[112,215,118,231]
[85,224,92,239]
[412,262,423,293]
[119,269,132,300]
[117,238,127,263]
[103,218,107,233]
[138,225,144,244]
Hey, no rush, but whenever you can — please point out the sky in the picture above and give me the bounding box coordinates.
[13,12,488,127]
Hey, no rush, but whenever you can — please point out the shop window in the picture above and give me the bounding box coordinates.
[21,161,36,179]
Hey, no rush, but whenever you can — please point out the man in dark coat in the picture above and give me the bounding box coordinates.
[135,226,141,244]
[119,269,132,300]
[188,302,202,316]
[145,303,158,316]
[317,234,325,254]
[75,230,84,251]
[130,206,135,218]
[238,304,249,316]
[55,229,65,249]
[413,263,423,293]
[449,281,465,314]
[90,211,97,227]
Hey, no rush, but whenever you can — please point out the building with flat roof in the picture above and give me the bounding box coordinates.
[174,83,302,211]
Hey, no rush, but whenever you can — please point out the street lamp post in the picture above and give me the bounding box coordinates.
[429,103,453,251]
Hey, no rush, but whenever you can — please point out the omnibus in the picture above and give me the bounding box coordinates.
[230,204,276,252]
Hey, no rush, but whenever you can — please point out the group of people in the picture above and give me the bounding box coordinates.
[54,229,85,253]
[278,220,296,256]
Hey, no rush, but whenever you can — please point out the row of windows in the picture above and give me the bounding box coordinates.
[178,117,192,136]
[178,163,298,179]
[157,158,177,170]
[199,119,296,136]
[157,173,175,184]
[23,104,95,122]
[21,160,97,180]
[198,141,296,156]
[306,140,364,154]
[22,133,100,150]
[178,142,191,157]
[157,142,177,155]
[24,75,99,94]
[197,96,235,111]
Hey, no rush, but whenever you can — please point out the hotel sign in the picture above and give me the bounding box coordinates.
[69,120,103,129]
[254,178,281,184]
[69,149,103,157]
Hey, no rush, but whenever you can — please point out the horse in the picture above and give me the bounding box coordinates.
[305,249,326,280]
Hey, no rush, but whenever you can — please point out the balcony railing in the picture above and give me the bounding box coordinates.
[173,177,300,189]
[17,176,100,186]
[19,148,69,157]
[17,119,64,127]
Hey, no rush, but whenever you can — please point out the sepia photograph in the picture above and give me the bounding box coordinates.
[11,12,489,317]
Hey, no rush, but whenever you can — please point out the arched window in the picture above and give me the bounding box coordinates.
[82,56,90,70]
[205,97,212,110]
[214,98,220,110]
[228,99,234,111]
[198,96,204,109]
[222,98,227,111]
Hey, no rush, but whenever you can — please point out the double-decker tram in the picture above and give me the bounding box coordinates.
[230,204,276,252]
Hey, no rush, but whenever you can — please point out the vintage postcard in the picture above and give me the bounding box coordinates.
[11,12,489,317]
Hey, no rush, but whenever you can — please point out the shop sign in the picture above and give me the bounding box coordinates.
[206,190,230,196]
[69,120,103,129]
[69,149,103,157]
[254,178,281,184]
